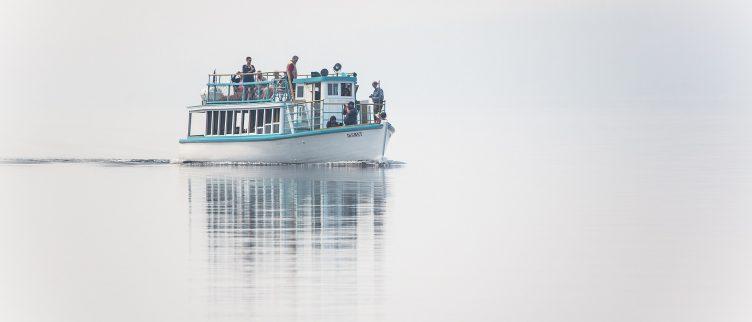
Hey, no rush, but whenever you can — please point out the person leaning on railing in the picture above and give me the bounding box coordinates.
[369,81,384,114]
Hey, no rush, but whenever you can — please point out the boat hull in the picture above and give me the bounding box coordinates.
[178,123,394,163]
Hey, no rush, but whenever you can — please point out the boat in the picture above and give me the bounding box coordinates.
[178,64,394,163]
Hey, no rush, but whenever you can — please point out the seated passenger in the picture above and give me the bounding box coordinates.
[255,71,269,99]
[327,116,341,128]
[343,101,358,126]
[277,72,290,99]
[229,71,244,100]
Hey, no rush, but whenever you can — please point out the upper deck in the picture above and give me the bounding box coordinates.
[201,71,358,107]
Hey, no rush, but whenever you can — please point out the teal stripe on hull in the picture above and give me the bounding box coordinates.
[179,124,382,144]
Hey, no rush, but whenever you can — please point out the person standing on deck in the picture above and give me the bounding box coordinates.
[343,101,358,126]
[242,57,256,100]
[369,81,384,114]
[286,55,298,97]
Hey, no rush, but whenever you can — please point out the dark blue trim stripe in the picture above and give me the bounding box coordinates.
[179,124,382,143]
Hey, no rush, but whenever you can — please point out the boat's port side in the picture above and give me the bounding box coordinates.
[180,123,383,143]
[179,122,393,163]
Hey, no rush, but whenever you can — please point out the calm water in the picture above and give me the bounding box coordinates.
[1,108,752,321]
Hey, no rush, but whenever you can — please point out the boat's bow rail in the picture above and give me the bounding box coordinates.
[283,100,387,134]
[203,71,360,105]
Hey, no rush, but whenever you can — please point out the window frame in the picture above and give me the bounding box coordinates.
[340,82,352,97]
[327,83,339,96]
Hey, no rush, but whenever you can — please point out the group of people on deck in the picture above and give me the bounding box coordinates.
[226,54,386,126]
[327,80,387,128]
[228,56,298,101]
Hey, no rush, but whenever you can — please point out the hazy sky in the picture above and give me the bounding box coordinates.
[0,0,750,161]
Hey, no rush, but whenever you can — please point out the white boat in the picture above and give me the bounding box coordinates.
[178,66,394,163]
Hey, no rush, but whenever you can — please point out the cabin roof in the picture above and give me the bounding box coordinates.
[293,75,356,84]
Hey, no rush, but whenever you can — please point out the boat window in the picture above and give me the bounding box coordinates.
[218,111,226,135]
[340,83,352,97]
[248,110,256,134]
[240,110,248,133]
[273,108,280,133]
[327,83,338,96]
[205,111,212,135]
[296,85,304,98]
[211,111,219,135]
[233,111,242,134]
[225,111,234,135]
[188,112,206,136]
[255,109,264,134]
[264,108,273,133]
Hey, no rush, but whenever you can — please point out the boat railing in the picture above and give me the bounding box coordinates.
[321,101,387,126]
[282,101,322,134]
[204,71,292,105]
[282,101,387,134]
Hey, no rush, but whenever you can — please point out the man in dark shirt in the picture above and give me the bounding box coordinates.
[343,101,358,126]
[242,57,256,100]
[369,81,384,114]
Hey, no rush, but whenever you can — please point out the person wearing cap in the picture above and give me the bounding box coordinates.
[369,81,384,114]
[242,57,256,100]
[343,101,358,126]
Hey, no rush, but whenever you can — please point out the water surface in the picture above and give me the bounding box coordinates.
[2,107,752,321]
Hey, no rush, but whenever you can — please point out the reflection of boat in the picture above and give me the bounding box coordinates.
[178,67,395,163]
[183,166,388,320]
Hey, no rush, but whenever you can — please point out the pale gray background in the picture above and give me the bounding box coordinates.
[1,1,752,321]
[1,0,750,163]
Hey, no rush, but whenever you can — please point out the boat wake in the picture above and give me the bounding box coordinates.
[0,158,405,167]
[0,158,174,165]
[180,159,405,168]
